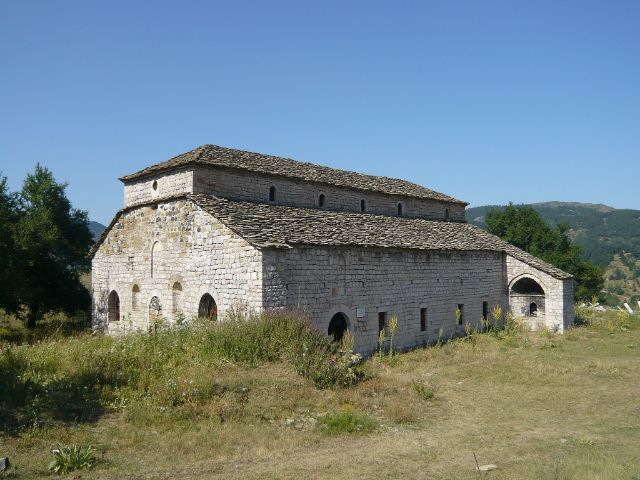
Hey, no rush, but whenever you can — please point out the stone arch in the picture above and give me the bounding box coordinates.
[198,293,218,320]
[108,290,120,323]
[328,312,349,342]
[508,273,548,294]
[509,275,546,326]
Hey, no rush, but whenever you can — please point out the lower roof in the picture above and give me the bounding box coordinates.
[89,194,572,280]
[189,194,571,280]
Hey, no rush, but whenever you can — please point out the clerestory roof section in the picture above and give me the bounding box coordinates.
[120,144,467,205]
[189,194,572,280]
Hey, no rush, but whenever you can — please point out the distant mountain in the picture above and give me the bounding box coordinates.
[88,221,106,241]
[466,202,640,267]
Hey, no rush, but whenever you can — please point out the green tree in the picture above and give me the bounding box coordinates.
[0,175,20,311]
[13,165,93,327]
[486,204,604,301]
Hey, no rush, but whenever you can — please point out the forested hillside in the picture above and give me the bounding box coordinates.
[467,202,640,267]
[467,202,640,305]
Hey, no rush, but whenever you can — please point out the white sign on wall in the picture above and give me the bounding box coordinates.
[356,307,366,318]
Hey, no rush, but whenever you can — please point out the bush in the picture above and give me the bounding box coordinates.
[48,444,98,474]
[196,311,368,389]
[316,411,377,435]
[412,382,434,400]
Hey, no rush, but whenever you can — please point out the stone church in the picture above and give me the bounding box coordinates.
[90,145,574,353]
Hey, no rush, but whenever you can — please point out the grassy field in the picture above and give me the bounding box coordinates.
[1,308,639,479]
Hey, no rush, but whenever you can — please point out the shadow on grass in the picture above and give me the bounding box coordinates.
[0,350,117,436]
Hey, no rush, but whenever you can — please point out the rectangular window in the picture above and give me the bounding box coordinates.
[378,311,386,335]
[482,301,488,321]
[457,304,464,325]
[420,307,427,332]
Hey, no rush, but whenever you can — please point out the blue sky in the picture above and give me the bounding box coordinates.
[1,0,638,224]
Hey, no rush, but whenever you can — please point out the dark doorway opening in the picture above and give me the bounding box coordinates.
[328,312,348,342]
[108,290,120,323]
[198,293,218,320]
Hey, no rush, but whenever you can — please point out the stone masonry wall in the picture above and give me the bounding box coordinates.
[91,198,263,333]
[506,255,574,332]
[123,166,465,221]
[192,166,466,221]
[123,169,194,207]
[262,247,508,354]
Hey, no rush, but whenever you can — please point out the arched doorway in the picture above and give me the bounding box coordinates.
[198,293,217,320]
[510,276,546,328]
[149,296,162,331]
[108,290,120,323]
[328,312,348,342]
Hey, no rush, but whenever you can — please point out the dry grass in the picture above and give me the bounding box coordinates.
[1,309,640,479]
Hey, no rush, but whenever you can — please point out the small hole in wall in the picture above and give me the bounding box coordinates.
[152,180,158,191]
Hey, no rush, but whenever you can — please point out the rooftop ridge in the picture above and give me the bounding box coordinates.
[119,144,467,205]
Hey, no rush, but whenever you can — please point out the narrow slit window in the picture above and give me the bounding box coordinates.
[420,307,427,332]
[360,199,366,212]
[457,304,464,325]
[378,311,387,336]
[482,301,488,321]
[319,193,325,208]
[269,186,276,202]
[397,203,403,216]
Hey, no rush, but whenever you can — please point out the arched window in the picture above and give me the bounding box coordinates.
[132,284,140,311]
[318,193,325,208]
[397,203,403,216]
[152,180,158,191]
[328,312,349,342]
[198,293,217,320]
[445,208,450,220]
[150,241,161,278]
[108,290,120,323]
[529,302,538,317]
[269,186,276,202]
[360,199,366,212]
[149,296,162,331]
[172,282,182,314]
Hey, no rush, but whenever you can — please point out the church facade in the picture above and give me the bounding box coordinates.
[90,145,574,353]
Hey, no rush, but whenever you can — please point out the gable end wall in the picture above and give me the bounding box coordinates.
[91,199,263,332]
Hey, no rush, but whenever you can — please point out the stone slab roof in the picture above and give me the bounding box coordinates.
[120,144,466,205]
[189,194,572,279]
